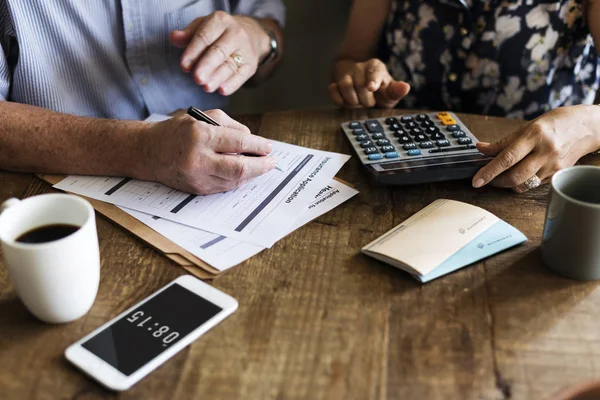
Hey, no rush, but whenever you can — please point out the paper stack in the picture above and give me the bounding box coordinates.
[54,115,356,272]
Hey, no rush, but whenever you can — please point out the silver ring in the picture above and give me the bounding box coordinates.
[231,53,244,70]
[523,174,542,190]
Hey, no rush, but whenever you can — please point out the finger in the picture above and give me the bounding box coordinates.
[212,154,276,181]
[202,109,249,132]
[204,60,237,93]
[218,64,254,96]
[337,75,360,107]
[364,59,388,92]
[207,175,251,193]
[209,128,272,155]
[352,67,376,108]
[191,29,239,86]
[180,12,229,72]
[490,153,545,189]
[477,140,510,156]
[472,136,536,188]
[328,83,345,107]
[170,18,205,48]
[374,81,410,108]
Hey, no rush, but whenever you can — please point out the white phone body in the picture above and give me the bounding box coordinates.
[65,275,238,391]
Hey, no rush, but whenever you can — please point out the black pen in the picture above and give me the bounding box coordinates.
[187,106,283,172]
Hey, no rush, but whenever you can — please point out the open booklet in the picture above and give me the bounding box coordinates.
[362,199,527,283]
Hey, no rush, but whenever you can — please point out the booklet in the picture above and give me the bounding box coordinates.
[361,199,527,283]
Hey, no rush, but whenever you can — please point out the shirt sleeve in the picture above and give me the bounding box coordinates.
[0,46,10,101]
[232,0,286,27]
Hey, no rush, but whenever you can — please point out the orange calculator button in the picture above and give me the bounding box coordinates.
[436,112,450,119]
[441,117,457,125]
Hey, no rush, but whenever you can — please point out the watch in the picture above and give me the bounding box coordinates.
[257,23,279,69]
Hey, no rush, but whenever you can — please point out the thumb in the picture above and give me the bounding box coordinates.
[386,81,411,100]
[375,81,410,108]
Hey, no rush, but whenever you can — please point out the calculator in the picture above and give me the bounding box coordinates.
[341,111,493,185]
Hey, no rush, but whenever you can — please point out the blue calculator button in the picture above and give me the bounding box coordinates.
[403,143,417,150]
[365,120,384,133]
[355,134,369,141]
[368,154,383,161]
[352,128,366,135]
[385,151,400,159]
[407,149,422,156]
[348,122,361,129]
[360,140,373,148]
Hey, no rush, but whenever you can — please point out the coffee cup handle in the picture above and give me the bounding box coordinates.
[0,198,20,214]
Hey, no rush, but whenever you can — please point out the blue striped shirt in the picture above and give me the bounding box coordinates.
[0,0,285,119]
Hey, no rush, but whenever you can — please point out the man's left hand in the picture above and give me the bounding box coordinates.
[170,11,270,96]
[472,105,600,192]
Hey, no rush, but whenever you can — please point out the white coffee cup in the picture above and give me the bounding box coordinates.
[0,194,100,323]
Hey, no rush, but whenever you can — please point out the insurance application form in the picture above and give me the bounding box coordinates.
[123,180,358,271]
[54,141,350,247]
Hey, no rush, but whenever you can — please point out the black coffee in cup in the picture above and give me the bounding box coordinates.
[16,224,80,244]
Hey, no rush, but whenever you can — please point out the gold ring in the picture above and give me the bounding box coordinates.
[231,53,244,69]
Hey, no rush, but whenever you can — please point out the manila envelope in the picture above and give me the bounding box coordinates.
[40,175,353,281]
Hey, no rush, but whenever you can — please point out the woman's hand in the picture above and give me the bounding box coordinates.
[472,105,600,192]
[329,58,410,109]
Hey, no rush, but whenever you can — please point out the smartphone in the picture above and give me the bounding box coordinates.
[65,275,238,391]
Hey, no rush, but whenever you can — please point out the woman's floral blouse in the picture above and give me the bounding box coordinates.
[384,0,599,119]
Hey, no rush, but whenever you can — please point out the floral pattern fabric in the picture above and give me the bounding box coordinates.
[384,0,600,119]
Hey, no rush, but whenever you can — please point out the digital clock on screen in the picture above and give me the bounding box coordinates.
[81,284,223,376]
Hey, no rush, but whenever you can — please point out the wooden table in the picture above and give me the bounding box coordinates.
[1,109,600,400]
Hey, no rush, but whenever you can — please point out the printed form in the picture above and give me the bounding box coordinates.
[54,141,350,247]
[123,180,358,271]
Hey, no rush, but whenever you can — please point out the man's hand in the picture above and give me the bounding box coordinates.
[472,105,600,192]
[170,12,271,96]
[140,110,276,195]
[329,58,410,109]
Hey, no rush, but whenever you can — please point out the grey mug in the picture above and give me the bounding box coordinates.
[542,165,600,280]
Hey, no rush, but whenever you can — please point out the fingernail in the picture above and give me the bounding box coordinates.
[473,178,485,188]
[266,143,273,153]
[182,59,191,71]
[478,142,490,146]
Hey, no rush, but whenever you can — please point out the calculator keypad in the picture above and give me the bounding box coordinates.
[342,111,481,165]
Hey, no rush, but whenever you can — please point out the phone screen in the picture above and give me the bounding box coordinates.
[82,283,223,376]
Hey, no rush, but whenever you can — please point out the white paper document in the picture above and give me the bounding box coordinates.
[122,180,358,271]
[54,142,350,248]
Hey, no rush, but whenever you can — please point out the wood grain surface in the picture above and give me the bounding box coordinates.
[1,109,599,400]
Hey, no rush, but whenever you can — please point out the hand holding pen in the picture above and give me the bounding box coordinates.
[187,106,283,171]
